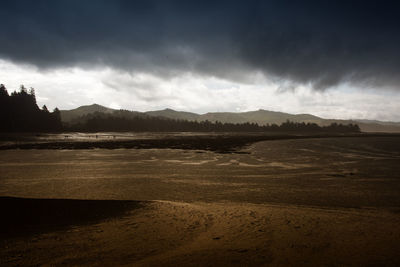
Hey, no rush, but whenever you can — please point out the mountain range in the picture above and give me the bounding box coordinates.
[60,104,400,133]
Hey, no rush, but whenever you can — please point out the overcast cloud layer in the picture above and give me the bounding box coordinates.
[1,0,400,90]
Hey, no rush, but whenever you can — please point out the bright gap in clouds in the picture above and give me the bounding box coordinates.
[0,59,399,121]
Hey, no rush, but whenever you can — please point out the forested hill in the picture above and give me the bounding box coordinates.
[61,104,400,133]
[60,104,116,123]
[65,111,360,133]
[61,105,327,125]
[60,105,360,133]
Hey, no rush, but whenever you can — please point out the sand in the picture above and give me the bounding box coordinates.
[1,199,399,266]
[1,136,400,266]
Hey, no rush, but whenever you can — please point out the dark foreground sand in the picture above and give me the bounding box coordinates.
[1,198,400,266]
[1,136,400,266]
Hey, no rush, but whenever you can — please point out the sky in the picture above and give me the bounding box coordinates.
[0,0,400,121]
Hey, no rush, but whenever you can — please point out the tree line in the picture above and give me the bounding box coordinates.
[66,111,360,133]
[0,84,62,132]
[0,83,360,133]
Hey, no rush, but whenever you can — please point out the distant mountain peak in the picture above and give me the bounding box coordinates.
[69,103,110,110]
[60,103,115,122]
[89,103,104,107]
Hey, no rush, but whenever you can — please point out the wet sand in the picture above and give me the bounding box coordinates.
[1,136,400,266]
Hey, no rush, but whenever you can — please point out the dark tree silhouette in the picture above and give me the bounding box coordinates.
[0,84,62,132]
[65,112,360,133]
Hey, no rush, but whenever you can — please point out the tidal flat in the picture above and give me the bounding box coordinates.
[1,135,400,266]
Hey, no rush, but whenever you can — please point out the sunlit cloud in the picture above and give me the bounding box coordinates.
[1,59,399,121]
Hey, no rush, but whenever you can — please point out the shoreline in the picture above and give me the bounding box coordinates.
[1,132,398,152]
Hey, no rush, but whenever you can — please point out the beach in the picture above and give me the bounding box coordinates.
[1,136,400,266]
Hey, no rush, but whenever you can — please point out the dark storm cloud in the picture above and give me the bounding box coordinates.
[1,0,400,89]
